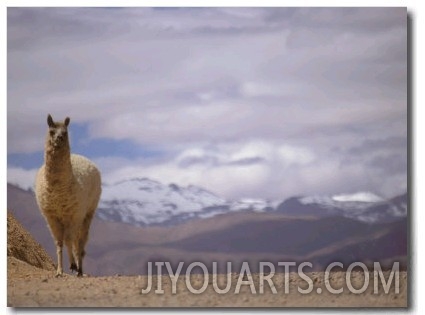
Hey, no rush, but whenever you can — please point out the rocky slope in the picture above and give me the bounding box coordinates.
[7,212,55,271]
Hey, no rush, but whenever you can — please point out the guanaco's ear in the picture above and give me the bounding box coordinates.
[64,117,70,127]
[47,114,55,127]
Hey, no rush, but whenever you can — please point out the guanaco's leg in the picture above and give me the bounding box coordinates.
[46,216,65,277]
[55,239,64,277]
[66,241,77,272]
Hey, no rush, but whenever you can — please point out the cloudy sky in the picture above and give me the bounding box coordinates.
[7,7,407,201]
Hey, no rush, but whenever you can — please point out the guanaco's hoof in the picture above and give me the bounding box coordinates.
[70,263,78,272]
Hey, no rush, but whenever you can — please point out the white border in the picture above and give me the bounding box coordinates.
[2,1,422,315]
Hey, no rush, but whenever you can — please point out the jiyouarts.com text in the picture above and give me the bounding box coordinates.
[140,261,400,295]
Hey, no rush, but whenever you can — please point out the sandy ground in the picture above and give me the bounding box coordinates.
[8,257,407,308]
[7,212,408,308]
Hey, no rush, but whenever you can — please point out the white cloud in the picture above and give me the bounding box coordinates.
[95,140,310,200]
[99,156,271,201]
[8,8,406,149]
[7,137,405,202]
[7,8,407,200]
[7,167,38,191]
[240,81,286,98]
[277,145,315,166]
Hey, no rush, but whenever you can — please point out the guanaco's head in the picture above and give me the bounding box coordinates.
[46,114,70,149]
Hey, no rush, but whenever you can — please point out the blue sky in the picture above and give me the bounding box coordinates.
[7,7,407,201]
[8,123,162,169]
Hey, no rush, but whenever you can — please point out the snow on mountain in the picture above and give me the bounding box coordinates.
[98,177,275,226]
[229,199,273,212]
[6,175,408,227]
[6,174,408,227]
[331,192,385,203]
[98,178,227,225]
[278,192,408,223]
[299,193,383,212]
[98,177,407,227]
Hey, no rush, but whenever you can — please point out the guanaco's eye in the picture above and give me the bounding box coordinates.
[49,130,55,136]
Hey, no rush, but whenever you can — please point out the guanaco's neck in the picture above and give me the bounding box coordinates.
[44,140,72,182]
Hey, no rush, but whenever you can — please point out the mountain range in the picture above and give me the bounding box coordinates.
[98,177,407,226]
[98,177,275,226]
[7,180,408,276]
